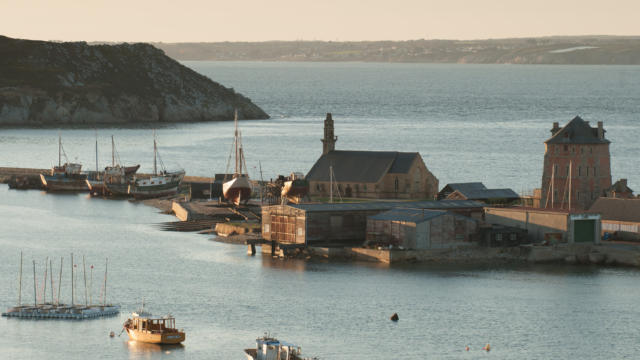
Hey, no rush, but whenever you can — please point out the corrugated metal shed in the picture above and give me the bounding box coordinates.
[287,199,484,212]
[369,208,446,223]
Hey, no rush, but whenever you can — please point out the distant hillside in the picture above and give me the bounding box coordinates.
[153,36,640,64]
[0,35,269,126]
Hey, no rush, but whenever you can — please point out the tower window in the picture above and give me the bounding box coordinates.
[564,145,568,152]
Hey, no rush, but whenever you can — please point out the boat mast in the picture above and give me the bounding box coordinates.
[111,135,115,167]
[569,160,572,211]
[95,130,99,173]
[18,251,22,306]
[103,258,108,306]
[234,110,239,175]
[153,131,158,176]
[57,257,63,306]
[58,135,62,167]
[89,265,93,306]
[43,257,48,304]
[70,253,74,306]
[32,260,37,306]
[83,255,88,306]
[49,258,54,305]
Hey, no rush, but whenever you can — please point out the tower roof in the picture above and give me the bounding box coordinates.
[545,116,610,144]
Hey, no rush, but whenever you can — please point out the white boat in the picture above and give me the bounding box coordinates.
[223,110,252,205]
[245,335,315,360]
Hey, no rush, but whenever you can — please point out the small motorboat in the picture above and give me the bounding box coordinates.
[245,334,316,360]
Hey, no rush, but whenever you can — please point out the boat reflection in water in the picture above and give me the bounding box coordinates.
[124,340,184,355]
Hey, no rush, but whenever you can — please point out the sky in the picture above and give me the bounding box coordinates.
[2,0,639,42]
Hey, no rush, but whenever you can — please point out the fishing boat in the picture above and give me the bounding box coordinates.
[281,172,309,203]
[244,334,315,360]
[223,111,252,205]
[128,132,184,199]
[123,314,185,344]
[94,136,140,197]
[40,136,88,192]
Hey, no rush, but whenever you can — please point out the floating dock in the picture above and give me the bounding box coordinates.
[2,304,120,319]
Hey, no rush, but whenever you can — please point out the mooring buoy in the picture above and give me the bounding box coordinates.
[390,313,399,321]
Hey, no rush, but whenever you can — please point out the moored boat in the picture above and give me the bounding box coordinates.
[244,334,314,360]
[123,314,185,344]
[40,137,88,192]
[128,132,184,199]
[95,136,140,197]
[223,110,252,205]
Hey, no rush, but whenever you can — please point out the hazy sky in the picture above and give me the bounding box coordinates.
[2,0,639,42]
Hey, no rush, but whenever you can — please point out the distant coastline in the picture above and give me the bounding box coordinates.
[152,36,640,65]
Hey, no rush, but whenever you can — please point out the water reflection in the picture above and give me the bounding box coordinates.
[124,341,184,357]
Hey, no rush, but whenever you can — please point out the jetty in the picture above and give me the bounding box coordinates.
[2,253,120,320]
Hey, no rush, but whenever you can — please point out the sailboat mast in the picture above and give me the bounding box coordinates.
[58,135,62,167]
[18,251,22,306]
[103,258,108,306]
[57,257,63,306]
[49,258,54,305]
[70,253,74,306]
[83,256,88,306]
[43,257,48,304]
[33,260,37,306]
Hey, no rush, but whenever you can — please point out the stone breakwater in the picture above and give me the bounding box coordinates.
[0,35,269,125]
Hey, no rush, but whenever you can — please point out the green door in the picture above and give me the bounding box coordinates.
[574,220,595,243]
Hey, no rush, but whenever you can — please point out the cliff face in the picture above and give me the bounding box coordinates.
[0,36,269,125]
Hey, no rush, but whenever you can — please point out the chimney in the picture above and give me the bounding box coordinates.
[597,121,604,139]
[551,122,560,135]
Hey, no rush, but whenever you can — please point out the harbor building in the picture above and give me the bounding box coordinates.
[589,197,640,241]
[261,200,484,248]
[604,179,634,199]
[437,182,520,205]
[540,116,611,211]
[306,113,439,200]
[366,208,478,249]
[484,207,601,244]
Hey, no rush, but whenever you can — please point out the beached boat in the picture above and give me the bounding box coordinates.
[223,111,252,205]
[281,172,309,203]
[245,335,314,360]
[86,136,140,196]
[123,314,185,344]
[128,132,184,199]
[40,136,88,192]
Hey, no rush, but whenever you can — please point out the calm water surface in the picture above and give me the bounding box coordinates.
[1,63,640,359]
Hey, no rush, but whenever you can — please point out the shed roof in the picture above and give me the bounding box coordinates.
[369,208,446,223]
[284,199,484,212]
[440,182,519,200]
[545,116,609,145]
[305,150,418,183]
[588,197,640,223]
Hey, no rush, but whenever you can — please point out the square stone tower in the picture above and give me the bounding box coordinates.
[321,113,337,155]
[540,116,611,210]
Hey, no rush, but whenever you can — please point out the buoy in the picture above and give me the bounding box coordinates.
[483,344,491,352]
[390,313,399,321]
[109,331,115,338]
[465,346,470,351]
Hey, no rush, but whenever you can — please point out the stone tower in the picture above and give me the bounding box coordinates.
[321,113,337,155]
[540,116,611,211]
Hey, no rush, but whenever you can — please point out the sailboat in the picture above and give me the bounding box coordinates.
[40,136,88,192]
[223,111,252,206]
[128,132,185,199]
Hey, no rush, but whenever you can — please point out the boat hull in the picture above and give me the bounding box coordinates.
[86,179,108,195]
[40,174,88,192]
[223,176,252,205]
[128,171,185,199]
[125,328,185,344]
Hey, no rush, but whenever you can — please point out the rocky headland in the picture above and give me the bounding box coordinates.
[0,35,269,125]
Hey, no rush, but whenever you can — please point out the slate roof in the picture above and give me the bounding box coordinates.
[438,182,519,200]
[545,116,610,145]
[608,179,634,194]
[589,198,640,223]
[369,208,446,224]
[284,199,484,212]
[305,150,418,183]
